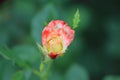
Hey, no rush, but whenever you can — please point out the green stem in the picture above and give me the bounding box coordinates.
[36,43,53,80]
[39,59,53,80]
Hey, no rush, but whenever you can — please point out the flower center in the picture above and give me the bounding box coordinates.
[47,37,63,53]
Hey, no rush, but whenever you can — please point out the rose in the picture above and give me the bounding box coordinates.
[42,20,74,59]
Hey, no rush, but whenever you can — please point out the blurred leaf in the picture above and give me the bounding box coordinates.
[0,47,12,61]
[65,64,89,80]
[36,43,44,53]
[73,9,80,29]
[12,45,40,67]
[12,71,24,80]
[36,43,51,62]
[0,49,10,60]
[36,43,44,60]
[40,62,44,72]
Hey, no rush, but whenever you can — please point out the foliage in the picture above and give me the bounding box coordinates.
[0,0,120,80]
[73,9,80,29]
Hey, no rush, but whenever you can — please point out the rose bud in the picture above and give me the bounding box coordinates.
[42,20,74,59]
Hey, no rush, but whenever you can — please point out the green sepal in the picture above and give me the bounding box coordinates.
[73,9,80,29]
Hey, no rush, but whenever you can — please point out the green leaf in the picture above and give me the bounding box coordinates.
[0,45,40,68]
[36,43,52,62]
[0,46,14,61]
[36,43,44,53]
[36,43,45,61]
[73,9,80,29]
[0,49,10,60]
[40,62,44,71]
[12,44,40,68]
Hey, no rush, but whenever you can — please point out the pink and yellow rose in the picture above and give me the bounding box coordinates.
[42,20,74,59]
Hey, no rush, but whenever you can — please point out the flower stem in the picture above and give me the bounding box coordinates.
[39,59,53,80]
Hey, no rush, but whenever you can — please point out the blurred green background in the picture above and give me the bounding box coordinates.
[0,0,120,80]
